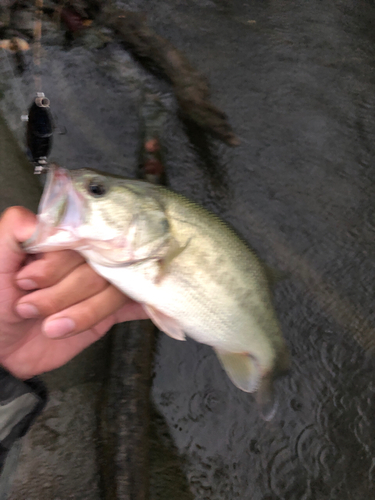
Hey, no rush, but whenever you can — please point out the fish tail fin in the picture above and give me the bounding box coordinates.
[257,345,290,421]
[256,373,278,421]
[214,347,289,421]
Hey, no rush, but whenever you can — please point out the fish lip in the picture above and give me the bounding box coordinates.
[39,163,72,221]
[24,164,85,252]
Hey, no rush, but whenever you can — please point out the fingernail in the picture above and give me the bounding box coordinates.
[16,303,40,319]
[43,318,76,338]
[16,279,38,290]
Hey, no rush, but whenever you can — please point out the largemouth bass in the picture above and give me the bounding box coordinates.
[24,165,290,418]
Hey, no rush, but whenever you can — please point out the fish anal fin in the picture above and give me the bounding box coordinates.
[144,304,186,341]
[214,348,261,393]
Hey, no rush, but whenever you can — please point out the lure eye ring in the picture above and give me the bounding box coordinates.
[87,179,107,197]
[35,96,50,108]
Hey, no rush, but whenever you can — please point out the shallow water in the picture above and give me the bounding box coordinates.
[2,0,375,498]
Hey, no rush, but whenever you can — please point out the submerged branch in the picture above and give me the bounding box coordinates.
[62,0,239,146]
[102,8,239,146]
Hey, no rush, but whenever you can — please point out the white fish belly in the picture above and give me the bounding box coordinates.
[88,258,275,366]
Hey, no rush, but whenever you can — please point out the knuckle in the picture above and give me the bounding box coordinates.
[84,266,107,290]
[42,251,83,279]
[3,206,33,224]
[0,206,23,226]
[31,263,54,288]
[109,286,127,307]
[78,303,99,328]
[2,206,23,219]
[41,258,57,280]
[1,206,17,222]
[40,294,60,315]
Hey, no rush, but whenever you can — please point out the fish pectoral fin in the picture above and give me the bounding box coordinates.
[155,237,190,284]
[214,348,261,393]
[214,348,277,421]
[144,305,186,341]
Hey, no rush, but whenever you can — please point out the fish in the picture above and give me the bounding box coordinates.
[24,165,290,419]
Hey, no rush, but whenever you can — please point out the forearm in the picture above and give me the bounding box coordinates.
[0,366,47,472]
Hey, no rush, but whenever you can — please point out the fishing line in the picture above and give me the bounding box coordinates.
[0,46,28,118]
[33,0,43,95]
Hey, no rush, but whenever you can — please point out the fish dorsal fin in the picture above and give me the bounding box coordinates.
[144,305,186,341]
[214,348,261,393]
[214,348,277,421]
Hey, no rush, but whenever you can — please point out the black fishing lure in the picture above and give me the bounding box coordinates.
[26,93,53,172]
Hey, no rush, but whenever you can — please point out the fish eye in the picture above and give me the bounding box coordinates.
[87,179,107,197]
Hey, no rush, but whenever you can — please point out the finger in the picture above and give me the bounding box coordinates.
[16,250,85,290]
[76,300,148,341]
[0,207,36,274]
[16,262,110,318]
[114,301,149,324]
[42,285,130,338]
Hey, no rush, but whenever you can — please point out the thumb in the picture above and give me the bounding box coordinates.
[0,207,37,274]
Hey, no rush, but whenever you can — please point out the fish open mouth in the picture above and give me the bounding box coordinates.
[23,164,85,253]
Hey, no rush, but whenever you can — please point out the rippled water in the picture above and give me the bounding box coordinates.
[2,0,375,498]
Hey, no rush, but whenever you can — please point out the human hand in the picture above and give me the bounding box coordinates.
[0,206,148,380]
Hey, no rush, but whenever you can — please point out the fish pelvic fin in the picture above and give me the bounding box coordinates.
[143,304,186,341]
